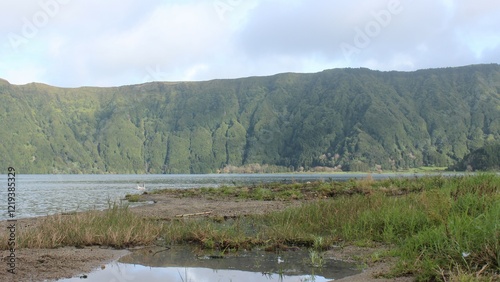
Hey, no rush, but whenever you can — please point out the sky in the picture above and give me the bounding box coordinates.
[1,0,499,87]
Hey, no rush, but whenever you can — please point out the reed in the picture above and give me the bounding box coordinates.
[9,202,161,249]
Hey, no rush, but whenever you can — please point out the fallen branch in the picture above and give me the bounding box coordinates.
[175,211,212,217]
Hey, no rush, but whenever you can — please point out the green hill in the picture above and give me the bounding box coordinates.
[1,64,500,173]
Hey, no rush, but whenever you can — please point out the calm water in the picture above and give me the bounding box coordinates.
[59,245,361,282]
[0,172,448,221]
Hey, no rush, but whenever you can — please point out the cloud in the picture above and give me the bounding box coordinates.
[56,2,230,85]
[0,0,499,87]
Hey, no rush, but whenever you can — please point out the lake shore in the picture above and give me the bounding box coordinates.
[2,175,498,281]
[1,192,413,282]
[0,246,128,282]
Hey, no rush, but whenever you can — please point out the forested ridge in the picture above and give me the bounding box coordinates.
[1,64,499,173]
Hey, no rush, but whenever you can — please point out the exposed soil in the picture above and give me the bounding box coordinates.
[130,191,305,219]
[0,192,414,281]
[0,247,128,282]
[326,245,414,282]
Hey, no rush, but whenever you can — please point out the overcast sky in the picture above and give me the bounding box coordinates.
[1,0,499,87]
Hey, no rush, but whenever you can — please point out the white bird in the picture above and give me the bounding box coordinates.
[137,183,146,191]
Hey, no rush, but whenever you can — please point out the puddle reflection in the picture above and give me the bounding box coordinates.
[60,245,361,281]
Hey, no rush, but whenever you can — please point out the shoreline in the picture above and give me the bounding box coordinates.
[2,168,455,176]
[1,192,413,282]
[4,174,497,281]
[1,246,129,282]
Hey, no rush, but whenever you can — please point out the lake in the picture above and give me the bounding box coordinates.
[0,172,450,221]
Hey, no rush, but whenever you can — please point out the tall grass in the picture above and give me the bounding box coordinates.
[1,203,162,249]
[163,218,258,250]
[392,174,500,281]
[158,174,499,280]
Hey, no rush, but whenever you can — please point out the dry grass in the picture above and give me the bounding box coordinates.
[0,203,162,249]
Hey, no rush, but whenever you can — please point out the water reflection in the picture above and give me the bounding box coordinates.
[60,246,360,282]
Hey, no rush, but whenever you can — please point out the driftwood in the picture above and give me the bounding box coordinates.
[175,211,212,217]
[153,247,171,256]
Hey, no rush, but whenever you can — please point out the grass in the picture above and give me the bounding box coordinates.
[124,193,142,202]
[1,174,498,281]
[307,249,325,268]
[158,174,500,281]
[0,202,161,249]
[150,179,374,201]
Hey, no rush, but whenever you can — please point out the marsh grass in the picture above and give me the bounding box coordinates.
[1,174,498,281]
[153,179,375,201]
[124,194,142,202]
[6,202,162,249]
[391,174,500,281]
[307,249,325,268]
[162,217,261,251]
[159,174,499,281]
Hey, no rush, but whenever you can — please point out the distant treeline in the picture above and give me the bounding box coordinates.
[1,64,499,173]
[450,143,500,171]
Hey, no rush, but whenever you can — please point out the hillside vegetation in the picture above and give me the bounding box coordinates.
[1,64,500,173]
[451,143,500,171]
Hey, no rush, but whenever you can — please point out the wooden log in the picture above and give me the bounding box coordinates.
[175,211,212,217]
